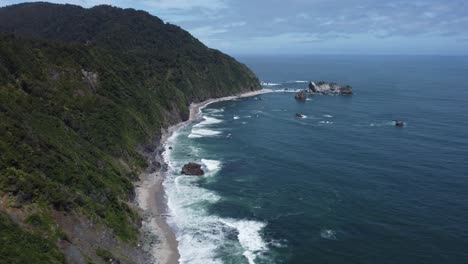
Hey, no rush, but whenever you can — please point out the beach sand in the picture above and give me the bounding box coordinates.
[136,88,272,264]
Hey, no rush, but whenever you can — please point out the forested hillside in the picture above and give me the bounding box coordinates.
[0,2,260,263]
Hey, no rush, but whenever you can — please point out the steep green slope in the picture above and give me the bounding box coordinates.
[0,212,64,264]
[0,2,260,101]
[0,2,260,263]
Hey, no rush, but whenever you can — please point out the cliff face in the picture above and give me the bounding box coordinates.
[0,2,260,263]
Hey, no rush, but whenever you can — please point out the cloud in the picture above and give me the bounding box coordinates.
[2,0,467,54]
[142,0,226,11]
[224,21,246,28]
[296,12,310,19]
[273,17,287,23]
[189,26,228,39]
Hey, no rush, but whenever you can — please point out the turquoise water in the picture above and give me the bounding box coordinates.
[163,55,468,264]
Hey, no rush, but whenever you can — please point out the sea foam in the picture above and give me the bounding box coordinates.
[163,130,268,264]
[320,229,337,240]
[189,128,222,138]
[201,159,221,172]
[193,116,223,128]
[221,219,268,264]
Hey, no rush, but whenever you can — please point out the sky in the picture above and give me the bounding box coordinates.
[1,0,468,55]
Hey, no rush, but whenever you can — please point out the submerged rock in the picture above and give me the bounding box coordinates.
[308,81,353,95]
[295,113,305,118]
[181,162,204,176]
[295,90,307,101]
[393,120,405,127]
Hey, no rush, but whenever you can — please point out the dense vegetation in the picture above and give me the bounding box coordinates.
[0,212,64,264]
[0,2,260,262]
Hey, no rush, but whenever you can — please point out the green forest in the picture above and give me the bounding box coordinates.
[0,2,260,263]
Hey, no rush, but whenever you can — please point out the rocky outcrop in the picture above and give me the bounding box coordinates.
[295,113,305,118]
[295,90,307,101]
[81,69,98,92]
[308,81,353,95]
[181,162,204,176]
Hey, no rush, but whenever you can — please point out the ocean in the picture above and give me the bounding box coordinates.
[162,55,468,264]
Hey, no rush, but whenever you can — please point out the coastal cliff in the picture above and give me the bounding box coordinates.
[0,2,260,264]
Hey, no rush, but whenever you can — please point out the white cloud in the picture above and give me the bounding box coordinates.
[142,0,226,11]
[1,0,227,11]
[297,12,310,19]
[224,21,246,28]
[189,26,228,39]
[250,32,323,45]
[273,17,287,23]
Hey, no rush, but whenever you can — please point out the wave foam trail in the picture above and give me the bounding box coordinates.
[233,116,240,120]
[261,82,281,86]
[194,116,223,128]
[189,128,222,138]
[163,132,269,264]
[221,219,267,264]
[201,159,221,172]
[320,229,337,240]
[205,108,224,114]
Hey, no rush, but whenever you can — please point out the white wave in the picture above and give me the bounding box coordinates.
[233,116,240,120]
[306,98,312,101]
[320,229,337,240]
[205,108,224,114]
[189,128,222,138]
[293,80,308,83]
[242,122,248,125]
[370,121,394,127]
[319,121,333,124]
[261,81,281,86]
[194,116,223,128]
[163,131,269,264]
[323,115,333,118]
[201,159,221,172]
[221,219,267,264]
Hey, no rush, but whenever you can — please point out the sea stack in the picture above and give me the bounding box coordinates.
[308,81,353,95]
[181,162,205,176]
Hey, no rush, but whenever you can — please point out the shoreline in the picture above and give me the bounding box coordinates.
[136,88,273,264]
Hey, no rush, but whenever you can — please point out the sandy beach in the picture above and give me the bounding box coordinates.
[135,88,273,264]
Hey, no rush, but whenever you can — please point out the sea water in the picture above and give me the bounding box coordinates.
[163,55,468,264]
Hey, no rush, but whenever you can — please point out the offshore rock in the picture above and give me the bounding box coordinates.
[181,162,205,176]
[295,90,307,101]
[393,120,405,127]
[308,81,353,95]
